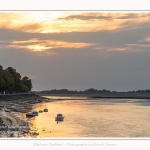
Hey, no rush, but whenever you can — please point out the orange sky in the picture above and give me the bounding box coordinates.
[0,12,149,33]
[1,12,150,52]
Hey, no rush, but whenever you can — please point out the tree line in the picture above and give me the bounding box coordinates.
[37,88,113,94]
[0,65,32,94]
[37,88,150,94]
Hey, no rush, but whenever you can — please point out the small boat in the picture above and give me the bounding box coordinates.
[45,99,51,102]
[55,113,64,121]
[26,111,38,117]
[43,108,48,112]
[43,101,48,112]
[39,110,43,113]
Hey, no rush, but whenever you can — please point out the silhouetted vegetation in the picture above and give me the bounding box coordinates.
[0,65,32,94]
[37,88,150,95]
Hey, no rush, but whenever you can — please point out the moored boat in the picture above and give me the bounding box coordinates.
[43,101,48,112]
[43,108,48,112]
[55,113,64,121]
[39,110,43,113]
[45,99,51,102]
[26,111,38,117]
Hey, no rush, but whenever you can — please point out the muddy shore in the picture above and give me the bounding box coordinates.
[0,94,48,138]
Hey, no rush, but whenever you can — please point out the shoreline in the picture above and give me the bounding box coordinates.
[0,94,48,138]
[37,93,150,99]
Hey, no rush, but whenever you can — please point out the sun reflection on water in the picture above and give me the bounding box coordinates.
[28,97,150,138]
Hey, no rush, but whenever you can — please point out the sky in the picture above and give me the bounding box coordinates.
[1,11,150,92]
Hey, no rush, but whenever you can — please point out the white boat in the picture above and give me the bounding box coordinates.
[26,111,38,117]
[55,113,64,121]
[45,99,51,102]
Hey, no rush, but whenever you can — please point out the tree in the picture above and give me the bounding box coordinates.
[0,70,14,93]
[6,67,21,92]
[0,65,3,71]
[21,76,32,91]
[20,83,29,92]
[0,65,33,93]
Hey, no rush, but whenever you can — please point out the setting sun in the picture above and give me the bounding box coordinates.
[28,45,47,52]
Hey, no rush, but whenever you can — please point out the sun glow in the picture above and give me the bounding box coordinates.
[1,12,149,33]
[28,45,48,52]
[1,12,150,54]
[9,38,93,52]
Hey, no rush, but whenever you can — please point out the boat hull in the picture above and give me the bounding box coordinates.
[26,114,36,117]
[55,118,64,121]
[26,111,38,117]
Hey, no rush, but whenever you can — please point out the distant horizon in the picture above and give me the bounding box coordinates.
[33,88,150,93]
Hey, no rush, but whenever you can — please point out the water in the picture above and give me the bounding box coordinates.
[29,96,150,138]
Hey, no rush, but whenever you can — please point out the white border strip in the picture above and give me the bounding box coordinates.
[0,0,150,10]
[0,138,150,150]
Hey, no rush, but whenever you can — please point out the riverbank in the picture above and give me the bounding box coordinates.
[0,94,48,138]
[37,93,150,99]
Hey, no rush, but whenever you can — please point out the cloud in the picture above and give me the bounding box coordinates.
[117,13,139,19]
[58,14,113,21]
[8,38,94,52]
[2,12,150,34]
[15,23,43,33]
[1,20,150,55]
[0,12,42,32]
[116,13,150,19]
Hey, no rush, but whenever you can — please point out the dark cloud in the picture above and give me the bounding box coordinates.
[117,13,150,19]
[117,13,139,19]
[58,13,150,21]
[58,14,112,21]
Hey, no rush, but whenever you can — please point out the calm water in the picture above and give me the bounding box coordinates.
[29,96,150,138]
